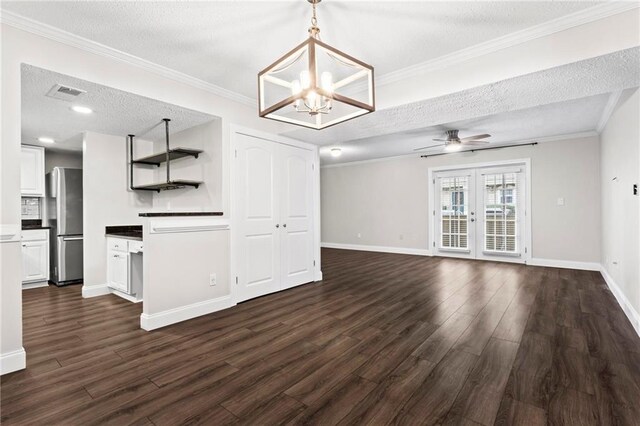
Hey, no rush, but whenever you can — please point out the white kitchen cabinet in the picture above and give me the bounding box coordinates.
[107,250,129,293]
[22,229,50,285]
[21,145,45,197]
[106,237,143,299]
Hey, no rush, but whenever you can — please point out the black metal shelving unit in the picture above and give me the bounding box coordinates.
[129,119,204,193]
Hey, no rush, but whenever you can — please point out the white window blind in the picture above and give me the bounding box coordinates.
[439,176,469,249]
[483,172,521,254]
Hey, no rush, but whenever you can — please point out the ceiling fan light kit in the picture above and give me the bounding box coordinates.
[414,129,492,153]
[258,0,375,130]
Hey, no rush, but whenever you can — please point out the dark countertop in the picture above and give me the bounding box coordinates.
[22,220,51,230]
[105,225,143,241]
[138,212,223,217]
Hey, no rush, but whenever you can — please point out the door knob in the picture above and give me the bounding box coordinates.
[470,218,475,222]
[275,224,280,228]
[283,224,287,228]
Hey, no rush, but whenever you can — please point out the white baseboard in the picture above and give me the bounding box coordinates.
[321,242,432,257]
[600,266,640,337]
[22,281,49,290]
[140,295,235,331]
[82,284,111,298]
[527,258,601,271]
[1,347,26,375]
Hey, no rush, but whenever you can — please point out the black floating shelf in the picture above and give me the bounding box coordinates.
[132,148,203,167]
[131,180,203,193]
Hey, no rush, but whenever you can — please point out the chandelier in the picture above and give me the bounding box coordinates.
[258,0,375,130]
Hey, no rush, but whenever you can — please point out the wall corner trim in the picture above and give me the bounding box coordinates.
[321,242,432,257]
[527,258,601,271]
[140,295,235,331]
[0,347,27,375]
[82,284,111,298]
[600,266,640,338]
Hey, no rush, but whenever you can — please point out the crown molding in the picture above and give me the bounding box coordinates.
[0,10,255,107]
[320,131,599,169]
[2,2,636,110]
[597,90,623,133]
[375,2,640,88]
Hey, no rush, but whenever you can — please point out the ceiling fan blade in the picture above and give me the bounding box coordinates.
[432,138,447,142]
[459,134,491,142]
[462,140,490,145]
[413,143,446,151]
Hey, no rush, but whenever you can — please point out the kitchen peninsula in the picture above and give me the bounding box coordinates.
[136,212,230,331]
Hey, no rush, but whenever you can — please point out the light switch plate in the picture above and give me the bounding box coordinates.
[209,273,216,286]
[557,197,565,206]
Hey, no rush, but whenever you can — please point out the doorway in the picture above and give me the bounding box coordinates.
[429,160,530,263]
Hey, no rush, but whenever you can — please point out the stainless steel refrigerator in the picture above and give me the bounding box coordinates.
[46,167,83,285]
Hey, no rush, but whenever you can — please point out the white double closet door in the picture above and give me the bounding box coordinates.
[433,163,527,263]
[235,132,316,303]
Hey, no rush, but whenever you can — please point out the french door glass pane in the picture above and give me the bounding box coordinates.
[484,172,518,253]
[440,176,469,249]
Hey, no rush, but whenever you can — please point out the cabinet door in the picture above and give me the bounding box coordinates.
[107,251,129,293]
[22,241,49,282]
[21,146,45,197]
[278,144,315,290]
[234,133,281,303]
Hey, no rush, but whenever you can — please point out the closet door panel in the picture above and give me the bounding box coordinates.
[235,133,281,302]
[279,144,315,289]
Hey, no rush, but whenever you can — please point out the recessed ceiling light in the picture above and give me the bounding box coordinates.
[330,148,342,157]
[38,137,55,144]
[71,105,93,114]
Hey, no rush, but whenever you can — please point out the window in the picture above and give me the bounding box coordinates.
[439,176,469,249]
[484,173,518,253]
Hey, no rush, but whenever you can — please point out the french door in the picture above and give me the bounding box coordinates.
[234,132,316,303]
[433,163,527,262]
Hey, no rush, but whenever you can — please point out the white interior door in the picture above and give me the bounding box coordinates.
[279,143,315,289]
[434,171,476,259]
[235,133,281,302]
[432,163,527,263]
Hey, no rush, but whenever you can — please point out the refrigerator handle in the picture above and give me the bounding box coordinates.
[62,236,83,241]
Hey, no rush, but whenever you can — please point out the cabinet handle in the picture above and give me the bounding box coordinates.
[22,244,26,247]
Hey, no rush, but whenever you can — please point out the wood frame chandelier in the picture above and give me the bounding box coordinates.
[258,0,375,130]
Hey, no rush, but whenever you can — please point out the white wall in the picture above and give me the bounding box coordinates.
[153,120,222,212]
[321,135,601,264]
[44,149,82,173]
[600,88,640,330]
[0,22,287,374]
[140,219,230,330]
[82,132,153,291]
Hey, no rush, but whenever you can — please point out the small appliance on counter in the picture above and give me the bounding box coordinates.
[46,167,83,285]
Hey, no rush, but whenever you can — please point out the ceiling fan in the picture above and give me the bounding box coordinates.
[414,130,491,153]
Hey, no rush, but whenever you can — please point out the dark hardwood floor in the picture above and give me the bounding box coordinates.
[2,248,639,425]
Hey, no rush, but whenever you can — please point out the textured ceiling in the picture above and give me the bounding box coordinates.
[21,65,216,151]
[2,1,599,100]
[320,93,610,165]
[288,47,640,145]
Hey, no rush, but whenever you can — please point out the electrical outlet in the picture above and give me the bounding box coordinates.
[557,197,565,206]
[209,273,217,286]
[357,233,362,238]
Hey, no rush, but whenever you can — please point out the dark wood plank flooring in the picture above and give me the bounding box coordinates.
[2,248,639,425]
